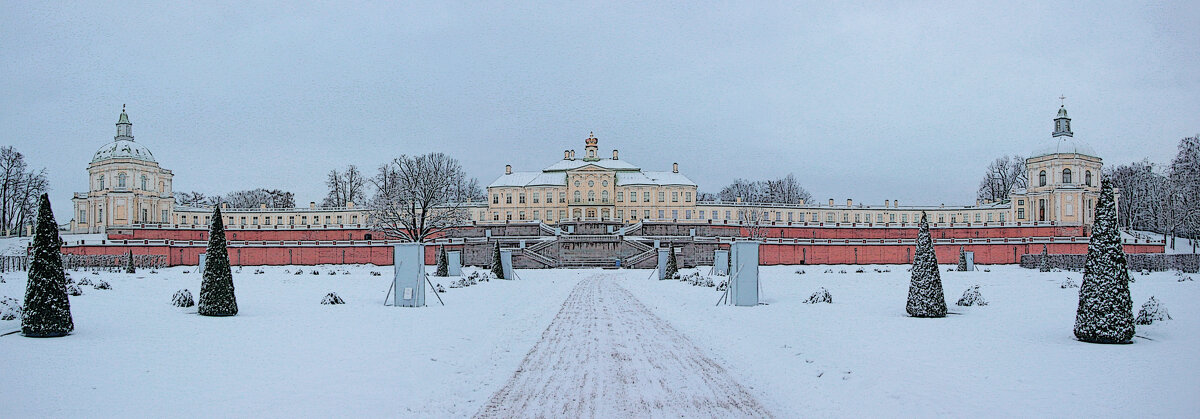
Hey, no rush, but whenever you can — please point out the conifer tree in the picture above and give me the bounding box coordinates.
[125,250,135,274]
[1039,244,1051,272]
[907,212,947,318]
[198,206,238,316]
[957,246,968,271]
[1074,179,1134,344]
[21,194,73,337]
[436,246,448,277]
[490,242,505,279]
[665,247,679,279]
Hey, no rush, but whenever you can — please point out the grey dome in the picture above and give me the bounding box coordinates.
[92,139,156,163]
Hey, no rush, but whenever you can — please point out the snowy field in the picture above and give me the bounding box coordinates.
[1,264,1197,417]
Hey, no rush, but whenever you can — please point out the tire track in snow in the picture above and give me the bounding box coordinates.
[475,274,773,418]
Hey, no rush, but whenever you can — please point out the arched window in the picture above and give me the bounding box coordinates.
[601,190,609,202]
[118,173,127,188]
[1062,169,1072,184]
[141,175,148,190]
[1038,170,1047,187]
[1085,170,1092,186]
[98,175,105,189]
[573,191,581,203]
[587,190,595,202]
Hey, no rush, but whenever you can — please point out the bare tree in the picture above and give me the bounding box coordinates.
[322,165,366,208]
[976,155,1027,202]
[367,153,475,243]
[696,192,717,202]
[174,191,210,207]
[0,146,48,235]
[736,207,768,239]
[719,178,764,203]
[763,173,813,204]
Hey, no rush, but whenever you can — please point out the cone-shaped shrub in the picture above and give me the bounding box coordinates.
[22,194,73,337]
[907,212,947,318]
[665,248,679,279]
[198,206,238,316]
[1074,179,1134,343]
[957,246,967,271]
[436,246,448,277]
[1039,244,1051,272]
[125,250,135,274]
[490,242,505,279]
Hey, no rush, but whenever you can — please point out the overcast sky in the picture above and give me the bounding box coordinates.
[3,1,1198,217]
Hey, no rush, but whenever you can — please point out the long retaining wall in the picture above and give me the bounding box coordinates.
[60,222,1165,267]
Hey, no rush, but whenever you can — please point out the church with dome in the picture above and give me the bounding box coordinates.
[72,107,176,233]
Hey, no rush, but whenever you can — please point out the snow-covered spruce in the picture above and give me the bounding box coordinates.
[1135,296,1171,325]
[125,250,135,274]
[957,247,968,272]
[172,289,195,307]
[804,288,833,304]
[490,243,505,279]
[1039,244,1051,272]
[93,280,111,290]
[320,293,345,305]
[436,246,449,277]
[21,194,73,337]
[1060,278,1079,289]
[664,248,679,280]
[1074,179,1135,344]
[65,284,83,296]
[907,212,947,318]
[0,296,22,321]
[198,206,238,317]
[956,285,988,306]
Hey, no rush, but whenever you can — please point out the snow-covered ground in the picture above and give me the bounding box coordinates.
[1,264,1197,417]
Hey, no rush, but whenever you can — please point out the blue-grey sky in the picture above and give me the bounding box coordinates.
[3,1,1198,217]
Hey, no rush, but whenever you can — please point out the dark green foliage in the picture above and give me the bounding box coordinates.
[172,289,194,307]
[320,292,345,305]
[198,206,238,316]
[1075,179,1134,344]
[957,246,967,271]
[664,248,679,279]
[22,194,73,337]
[125,250,135,274]
[1039,244,1051,272]
[490,243,505,279]
[436,246,449,277]
[907,212,947,318]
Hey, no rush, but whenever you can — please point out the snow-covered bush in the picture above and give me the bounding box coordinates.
[320,292,345,305]
[1060,278,1079,289]
[293,270,303,276]
[804,288,833,304]
[0,297,22,321]
[1,276,6,283]
[1135,296,1170,325]
[956,285,988,306]
[448,281,462,289]
[794,269,806,275]
[66,284,83,296]
[310,270,319,275]
[823,269,833,274]
[78,278,93,286]
[716,280,728,292]
[172,289,194,307]
[855,268,864,274]
[93,280,111,290]
[1039,244,1051,272]
[1179,275,1194,282]
[436,284,446,293]
[253,269,264,275]
[838,270,847,274]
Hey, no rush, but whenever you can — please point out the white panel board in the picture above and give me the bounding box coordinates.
[964,251,976,271]
[447,251,462,276]
[393,243,425,307]
[730,241,759,307]
[713,250,729,275]
[197,253,207,274]
[500,249,514,280]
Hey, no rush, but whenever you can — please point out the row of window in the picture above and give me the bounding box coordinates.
[1038,169,1093,187]
[491,190,694,205]
[97,173,163,191]
[178,214,360,226]
[482,207,1007,224]
[79,208,170,224]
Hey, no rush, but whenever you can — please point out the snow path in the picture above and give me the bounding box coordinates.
[475,274,773,418]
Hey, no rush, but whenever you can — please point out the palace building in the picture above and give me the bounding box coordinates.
[63,103,1157,268]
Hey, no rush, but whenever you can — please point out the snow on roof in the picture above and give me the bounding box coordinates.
[92,139,156,163]
[616,171,696,186]
[543,159,640,172]
[488,172,567,188]
[1032,137,1098,159]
